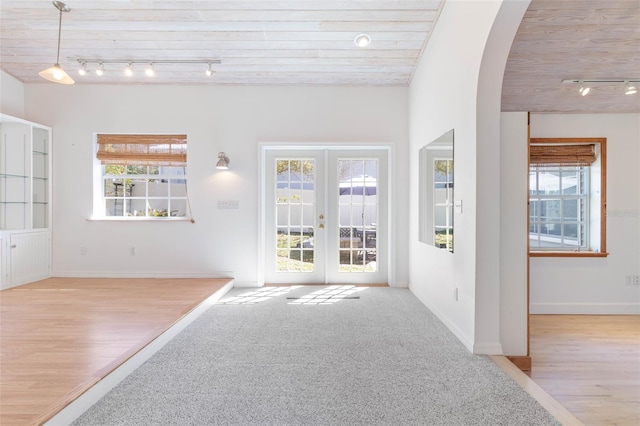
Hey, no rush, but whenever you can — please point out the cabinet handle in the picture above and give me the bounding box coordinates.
[11,245,16,248]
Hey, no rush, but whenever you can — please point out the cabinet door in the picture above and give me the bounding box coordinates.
[32,126,50,229]
[0,122,30,229]
[9,231,50,286]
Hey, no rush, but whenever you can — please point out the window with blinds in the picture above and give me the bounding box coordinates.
[94,134,190,219]
[529,138,606,255]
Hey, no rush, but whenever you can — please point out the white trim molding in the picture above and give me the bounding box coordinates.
[531,303,640,315]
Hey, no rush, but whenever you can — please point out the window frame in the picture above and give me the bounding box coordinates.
[528,138,607,258]
[92,134,191,221]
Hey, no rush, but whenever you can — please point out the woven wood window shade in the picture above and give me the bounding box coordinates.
[530,144,596,166]
[97,134,187,166]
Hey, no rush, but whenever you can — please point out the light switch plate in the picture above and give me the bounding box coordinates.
[217,200,239,209]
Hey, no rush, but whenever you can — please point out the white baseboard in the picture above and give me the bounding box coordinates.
[472,342,504,355]
[52,271,235,279]
[409,289,474,353]
[44,281,234,426]
[530,303,640,315]
[232,281,260,288]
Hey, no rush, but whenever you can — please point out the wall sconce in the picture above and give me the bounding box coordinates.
[216,152,230,170]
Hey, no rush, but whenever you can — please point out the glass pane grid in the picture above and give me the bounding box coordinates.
[529,165,588,249]
[102,164,188,218]
[275,159,316,273]
[434,159,453,251]
[338,159,378,273]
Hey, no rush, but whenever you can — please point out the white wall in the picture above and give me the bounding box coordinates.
[530,113,640,314]
[499,112,528,355]
[0,69,25,118]
[24,85,409,286]
[408,0,529,354]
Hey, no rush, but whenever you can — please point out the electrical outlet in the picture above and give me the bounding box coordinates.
[80,247,88,255]
[130,247,136,256]
[626,275,640,285]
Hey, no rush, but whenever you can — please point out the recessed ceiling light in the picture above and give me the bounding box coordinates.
[354,33,371,48]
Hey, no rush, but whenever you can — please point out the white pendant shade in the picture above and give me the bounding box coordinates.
[39,63,75,84]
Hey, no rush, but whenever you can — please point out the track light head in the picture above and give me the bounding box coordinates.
[145,63,155,77]
[624,81,637,95]
[578,82,590,96]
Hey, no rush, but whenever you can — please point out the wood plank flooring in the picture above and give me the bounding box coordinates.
[0,277,231,426]
[529,314,640,426]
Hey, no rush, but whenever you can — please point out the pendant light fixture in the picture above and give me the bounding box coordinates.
[39,1,74,84]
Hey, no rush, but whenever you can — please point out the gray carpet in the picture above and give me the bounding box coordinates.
[73,286,558,426]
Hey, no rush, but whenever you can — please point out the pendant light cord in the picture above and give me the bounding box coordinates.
[56,8,62,64]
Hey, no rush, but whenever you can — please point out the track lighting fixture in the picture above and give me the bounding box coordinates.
[78,62,87,76]
[74,59,221,80]
[563,78,639,96]
[39,1,74,84]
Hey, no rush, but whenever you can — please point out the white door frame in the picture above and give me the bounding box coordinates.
[258,143,393,287]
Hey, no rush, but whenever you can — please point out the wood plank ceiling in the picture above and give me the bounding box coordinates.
[0,0,639,113]
[502,0,640,113]
[0,0,444,86]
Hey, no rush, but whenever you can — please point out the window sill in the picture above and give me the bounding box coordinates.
[529,251,609,258]
[88,216,193,222]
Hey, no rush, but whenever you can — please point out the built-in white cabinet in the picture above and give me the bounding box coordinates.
[0,114,52,289]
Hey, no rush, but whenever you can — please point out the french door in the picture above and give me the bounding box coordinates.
[264,149,387,285]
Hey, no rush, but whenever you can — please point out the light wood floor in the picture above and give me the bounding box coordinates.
[0,277,231,426]
[529,314,640,426]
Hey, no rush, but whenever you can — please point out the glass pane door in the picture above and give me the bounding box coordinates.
[265,151,325,284]
[327,151,387,284]
[264,149,387,285]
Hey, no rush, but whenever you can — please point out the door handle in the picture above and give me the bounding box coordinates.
[11,245,16,248]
